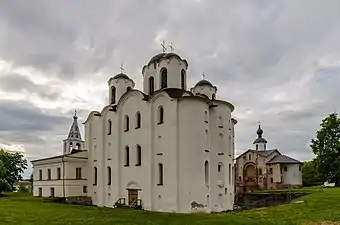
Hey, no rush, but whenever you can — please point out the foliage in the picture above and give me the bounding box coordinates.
[0,149,27,188]
[302,160,327,187]
[1,188,340,224]
[0,178,11,194]
[18,184,29,193]
[311,113,340,186]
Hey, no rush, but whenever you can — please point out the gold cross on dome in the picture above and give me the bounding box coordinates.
[169,42,174,52]
[161,40,167,53]
[120,63,124,74]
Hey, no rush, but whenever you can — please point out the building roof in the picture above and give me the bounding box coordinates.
[195,80,214,87]
[253,125,267,144]
[113,73,130,80]
[30,150,87,163]
[236,149,280,160]
[67,112,83,141]
[146,52,188,68]
[266,154,302,164]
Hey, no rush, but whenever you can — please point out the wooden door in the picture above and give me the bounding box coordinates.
[128,189,138,205]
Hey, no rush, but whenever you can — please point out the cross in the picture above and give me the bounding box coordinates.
[169,42,174,52]
[202,72,207,80]
[161,40,167,53]
[119,63,124,74]
[74,110,77,116]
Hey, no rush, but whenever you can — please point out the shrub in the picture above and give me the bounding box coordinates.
[0,179,11,194]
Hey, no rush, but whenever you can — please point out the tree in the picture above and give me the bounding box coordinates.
[302,160,326,186]
[0,149,27,189]
[0,159,11,194]
[311,113,340,186]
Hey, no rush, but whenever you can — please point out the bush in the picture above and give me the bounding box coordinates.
[0,179,11,194]
[18,184,29,193]
[43,197,66,203]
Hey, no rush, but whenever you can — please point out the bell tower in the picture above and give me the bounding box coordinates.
[63,111,85,154]
[253,124,267,151]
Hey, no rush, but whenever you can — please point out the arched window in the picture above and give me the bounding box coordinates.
[108,120,112,135]
[111,86,116,104]
[181,70,186,89]
[125,146,130,166]
[135,112,141,129]
[249,154,251,160]
[158,163,163,185]
[218,163,224,183]
[218,116,223,128]
[158,106,164,124]
[160,68,167,89]
[212,93,216,100]
[107,166,111,185]
[204,111,208,123]
[136,145,141,166]
[204,161,209,186]
[149,76,155,94]
[229,163,232,184]
[126,86,132,92]
[124,116,129,131]
[76,143,81,150]
[93,167,97,186]
[256,144,258,150]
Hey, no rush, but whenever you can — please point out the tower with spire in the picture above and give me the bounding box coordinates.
[253,124,267,151]
[63,111,85,154]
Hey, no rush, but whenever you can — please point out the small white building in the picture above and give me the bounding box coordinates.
[84,51,237,213]
[31,113,88,198]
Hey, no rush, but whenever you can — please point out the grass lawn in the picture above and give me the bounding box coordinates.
[1,188,340,225]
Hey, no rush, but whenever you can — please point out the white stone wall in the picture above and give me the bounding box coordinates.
[191,85,217,99]
[281,164,302,186]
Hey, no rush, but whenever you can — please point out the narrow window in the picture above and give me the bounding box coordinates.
[256,144,258,150]
[270,178,273,183]
[249,154,251,161]
[284,166,287,172]
[50,188,55,197]
[76,143,80,150]
[218,164,222,172]
[38,188,42,197]
[57,168,61,180]
[270,168,273,174]
[39,169,42,180]
[83,186,87,193]
[124,116,129,131]
[158,106,164,124]
[93,167,97,186]
[218,163,224,183]
[160,68,167,89]
[76,168,82,179]
[108,120,112,135]
[111,86,116,104]
[225,188,227,195]
[212,93,216,100]
[299,166,301,171]
[204,111,208,123]
[181,70,186,89]
[149,76,155,94]
[107,166,111,185]
[259,168,262,175]
[47,169,51,180]
[125,146,130,166]
[219,133,224,153]
[135,112,141,129]
[218,116,223,128]
[126,86,132,92]
[204,161,209,186]
[136,145,141,166]
[158,163,164,185]
[229,163,232,184]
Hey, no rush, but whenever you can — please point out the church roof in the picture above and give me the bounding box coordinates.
[267,154,302,164]
[147,53,188,67]
[67,112,83,141]
[236,149,280,160]
[194,80,214,88]
[253,125,267,144]
[113,73,130,80]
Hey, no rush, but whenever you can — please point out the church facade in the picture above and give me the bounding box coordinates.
[235,125,302,193]
[84,52,237,213]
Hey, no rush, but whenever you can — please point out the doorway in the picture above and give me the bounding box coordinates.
[128,189,138,205]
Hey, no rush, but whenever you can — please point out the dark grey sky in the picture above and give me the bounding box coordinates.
[1,0,340,177]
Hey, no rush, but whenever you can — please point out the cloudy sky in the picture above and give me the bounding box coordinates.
[1,0,340,177]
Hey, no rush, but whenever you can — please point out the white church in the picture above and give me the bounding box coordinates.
[32,50,237,213]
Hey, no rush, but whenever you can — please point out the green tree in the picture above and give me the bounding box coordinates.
[311,112,340,186]
[0,159,11,194]
[302,160,326,186]
[0,149,28,188]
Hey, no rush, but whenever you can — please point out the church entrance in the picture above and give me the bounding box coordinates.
[128,189,138,205]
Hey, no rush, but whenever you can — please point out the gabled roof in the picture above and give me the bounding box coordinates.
[67,113,83,141]
[266,154,302,164]
[236,149,280,160]
[31,150,87,163]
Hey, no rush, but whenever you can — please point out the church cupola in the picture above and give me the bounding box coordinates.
[142,44,188,95]
[190,79,217,100]
[63,111,85,154]
[253,124,267,151]
[107,71,135,105]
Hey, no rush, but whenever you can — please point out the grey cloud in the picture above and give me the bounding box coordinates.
[0,73,61,100]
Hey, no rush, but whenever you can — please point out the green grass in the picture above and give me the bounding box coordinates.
[1,188,340,225]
